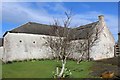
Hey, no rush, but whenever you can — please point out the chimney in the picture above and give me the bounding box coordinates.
[98,15,104,22]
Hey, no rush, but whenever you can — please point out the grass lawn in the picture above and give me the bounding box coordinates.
[0,60,2,78]
[2,60,94,78]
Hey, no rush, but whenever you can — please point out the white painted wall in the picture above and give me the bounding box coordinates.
[68,40,88,60]
[2,33,87,62]
[3,33,54,62]
[90,18,115,60]
[0,47,3,60]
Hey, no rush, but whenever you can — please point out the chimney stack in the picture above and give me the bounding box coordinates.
[98,15,104,22]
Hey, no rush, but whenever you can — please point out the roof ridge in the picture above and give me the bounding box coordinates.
[3,21,99,39]
[74,21,99,30]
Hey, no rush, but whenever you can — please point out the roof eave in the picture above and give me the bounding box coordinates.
[3,31,10,37]
[118,33,120,35]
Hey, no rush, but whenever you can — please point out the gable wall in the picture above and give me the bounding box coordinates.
[90,19,115,60]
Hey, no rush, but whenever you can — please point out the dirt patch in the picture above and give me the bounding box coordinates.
[90,57,120,78]
[95,56,120,66]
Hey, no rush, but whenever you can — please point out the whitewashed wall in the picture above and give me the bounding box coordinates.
[2,33,87,62]
[90,18,115,60]
[3,33,54,62]
[68,40,88,60]
[0,47,3,60]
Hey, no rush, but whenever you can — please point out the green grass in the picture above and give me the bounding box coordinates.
[2,60,94,78]
[0,60,2,78]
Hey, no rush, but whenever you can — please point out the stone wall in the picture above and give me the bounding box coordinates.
[0,47,3,60]
[90,15,115,60]
[3,33,54,62]
[2,33,87,62]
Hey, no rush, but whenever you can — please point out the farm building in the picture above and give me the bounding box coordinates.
[0,15,115,62]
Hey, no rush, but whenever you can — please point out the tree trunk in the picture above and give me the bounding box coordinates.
[56,67,59,76]
[58,60,66,78]
[77,53,84,64]
[77,58,82,64]
[88,40,90,61]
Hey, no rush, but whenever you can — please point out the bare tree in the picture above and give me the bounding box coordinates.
[85,23,104,61]
[74,40,88,64]
[45,11,76,78]
[74,22,104,63]
[45,11,103,77]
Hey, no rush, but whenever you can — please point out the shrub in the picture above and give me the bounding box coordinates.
[62,68,72,78]
[7,61,12,64]
[24,59,28,62]
[13,60,17,63]
[52,67,72,78]
[38,59,41,61]
[18,60,23,62]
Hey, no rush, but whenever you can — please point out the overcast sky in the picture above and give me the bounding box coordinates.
[1,2,118,41]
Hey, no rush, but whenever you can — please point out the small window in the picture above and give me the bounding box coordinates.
[20,40,22,43]
[33,41,35,43]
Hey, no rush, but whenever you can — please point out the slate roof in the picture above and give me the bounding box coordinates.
[9,22,52,35]
[72,21,99,39]
[3,21,99,39]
